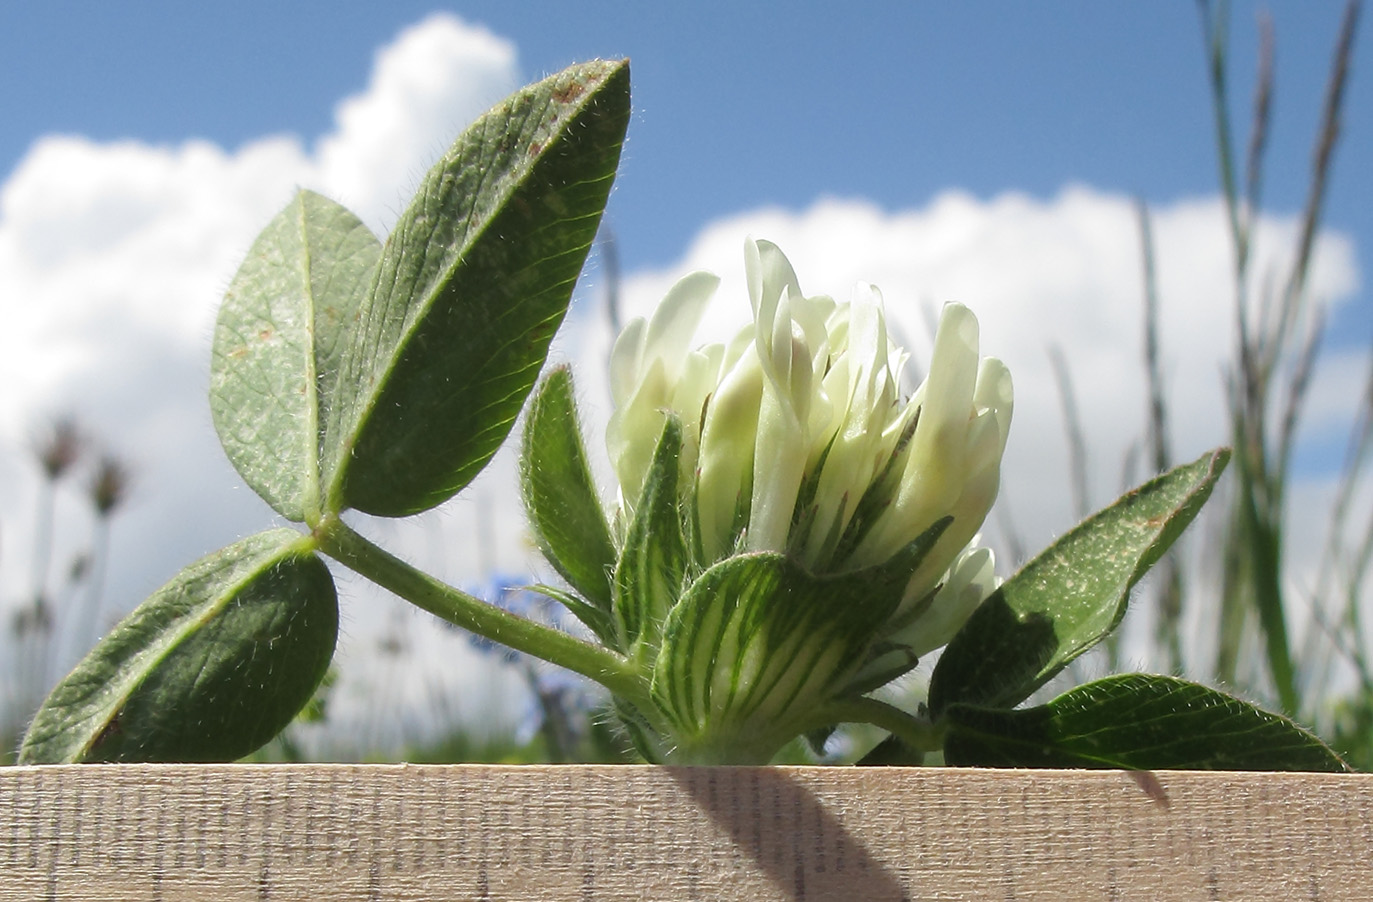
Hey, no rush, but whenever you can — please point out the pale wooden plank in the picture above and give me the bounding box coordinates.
[1,764,1369,901]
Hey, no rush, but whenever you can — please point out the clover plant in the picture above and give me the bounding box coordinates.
[19,60,1346,771]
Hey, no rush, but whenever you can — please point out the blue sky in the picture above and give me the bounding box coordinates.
[2,3,1365,279]
[0,3,1367,748]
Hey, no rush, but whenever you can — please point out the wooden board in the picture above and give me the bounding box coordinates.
[2,764,1370,900]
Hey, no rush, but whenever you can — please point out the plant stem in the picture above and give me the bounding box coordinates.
[814,696,947,755]
[313,516,649,707]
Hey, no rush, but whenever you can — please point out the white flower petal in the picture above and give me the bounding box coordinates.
[895,543,999,658]
[852,302,983,567]
[643,270,720,376]
[696,349,764,560]
[745,237,803,324]
[607,315,647,408]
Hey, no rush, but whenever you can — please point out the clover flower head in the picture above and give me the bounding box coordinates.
[527,237,1013,763]
[607,238,1012,635]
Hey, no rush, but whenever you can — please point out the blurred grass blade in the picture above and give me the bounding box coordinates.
[943,673,1348,772]
[520,367,618,618]
[930,448,1230,716]
[1207,0,1359,720]
[1235,449,1297,712]
[1137,197,1186,674]
[1047,344,1090,522]
[325,59,631,517]
[211,190,380,522]
[19,529,337,763]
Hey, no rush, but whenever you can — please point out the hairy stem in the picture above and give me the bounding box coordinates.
[815,696,947,755]
[314,516,649,707]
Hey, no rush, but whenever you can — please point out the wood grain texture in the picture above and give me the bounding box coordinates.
[1,764,1370,900]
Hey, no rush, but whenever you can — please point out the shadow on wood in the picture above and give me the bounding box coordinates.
[1,764,1371,900]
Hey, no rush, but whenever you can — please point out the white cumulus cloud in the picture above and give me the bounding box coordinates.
[314,15,519,232]
[0,13,526,750]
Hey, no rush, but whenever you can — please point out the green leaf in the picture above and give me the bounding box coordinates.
[613,416,687,653]
[210,190,380,522]
[520,367,617,615]
[650,520,948,759]
[929,448,1230,716]
[943,674,1349,772]
[326,59,632,517]
[19,530,338,764]
[1235,454,1298,712]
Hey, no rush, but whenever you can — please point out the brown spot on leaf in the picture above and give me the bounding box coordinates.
[90,712,123,752]
[553,81,585,103]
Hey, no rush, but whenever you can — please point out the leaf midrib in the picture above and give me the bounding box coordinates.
[65,534,303,761]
